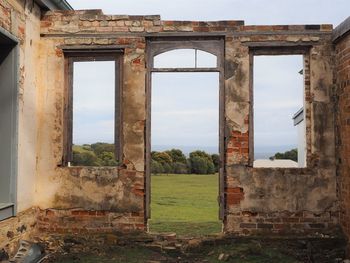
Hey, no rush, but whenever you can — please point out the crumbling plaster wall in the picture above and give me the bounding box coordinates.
[0,0,42,253]
[224,27,338,234]
[36,9,339,235]
[0,0,40,214]
[35,33,147,232]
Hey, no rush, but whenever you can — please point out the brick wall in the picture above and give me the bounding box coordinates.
[37,209,145,234]
[335,19,350,249]
[35,9,340,237]
[226,210,338,235]
[0,3,346,258]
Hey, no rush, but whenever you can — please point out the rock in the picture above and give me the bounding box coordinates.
[0,249,9,261]
[105,234,118,245]
[188,238,202,248]
[218,253,230,261]
[163,246,177,251]
[163,233,176,241]
[174,243,182,248]
[144,244,162,253]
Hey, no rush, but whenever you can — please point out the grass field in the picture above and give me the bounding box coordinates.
[149,173,222,236]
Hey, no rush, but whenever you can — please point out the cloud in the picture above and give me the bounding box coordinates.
[73,119,114,144]
[70,0,349,26]
[68,1,348,149]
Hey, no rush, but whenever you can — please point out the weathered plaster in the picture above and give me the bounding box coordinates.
[1,5,348,253]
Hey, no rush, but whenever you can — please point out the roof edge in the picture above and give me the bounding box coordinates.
[35,0,73,11]
[333,16,350,42]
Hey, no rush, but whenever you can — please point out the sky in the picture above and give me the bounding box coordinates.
[254,55,303,154]
[70,0,349,154]
[152,72,219,150]
[69,0,349,26]
[73,61,115,145]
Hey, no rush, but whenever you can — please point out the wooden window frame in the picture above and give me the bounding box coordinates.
[62,50,123,166]
[248,45,311,168]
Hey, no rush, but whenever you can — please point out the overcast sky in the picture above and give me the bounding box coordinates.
[70,0,349,26]
[70,0,348,154]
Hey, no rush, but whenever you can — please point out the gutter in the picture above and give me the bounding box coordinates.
[34,0,73,10]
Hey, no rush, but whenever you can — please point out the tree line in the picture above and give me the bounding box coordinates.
[72,144,219,174]
[269,148,298,162]
[72,143,296,169]
[152,149,219,175]
[72,143,118,166]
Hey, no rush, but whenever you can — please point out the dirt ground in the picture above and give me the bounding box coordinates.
[43,235,346,263]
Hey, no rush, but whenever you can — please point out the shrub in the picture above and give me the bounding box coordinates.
[211,154,220,172]
[189,150,216,174]
[165,149,187,164]
[270,148,298,162]
[151,160,164,174]
[98,151,118,166]
[172,162,189,174]
[91,142,115,156]
[151,151,173,166]
[190,156,208,174]
[72,151,100,166]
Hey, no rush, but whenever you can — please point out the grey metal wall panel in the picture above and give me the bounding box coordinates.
[0,38,18,216]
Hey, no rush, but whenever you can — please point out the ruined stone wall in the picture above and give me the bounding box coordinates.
[36,9,339,236]
[224,26,338,235]
[334,18,350,248]
[36,10,243,234]
[0,0,42,252]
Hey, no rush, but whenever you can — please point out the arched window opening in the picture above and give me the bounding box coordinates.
[153,48,217,69]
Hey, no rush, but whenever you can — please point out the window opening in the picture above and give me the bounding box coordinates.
[153,48,217,69]
[253,55,306,168]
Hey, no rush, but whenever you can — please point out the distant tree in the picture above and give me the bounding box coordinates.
[189,150,216,174]
[82,144,92,151]
[211,154,220,172]
[150,149,217,175]
[151,160,164,174]
[98,151,118,166]
[172,162,189,174]
[165,149,187,164]
[162,163,173,174]
[151,151,173,166]
[91,142,115,156]
[207,160,215,174]
[190,156,208,174]
[72,151,100,166]
[270,148,298,162]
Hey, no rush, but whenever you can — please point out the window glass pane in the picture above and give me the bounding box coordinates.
[72,61,116,166]
[154,49,195,68]
[196,50,217,68]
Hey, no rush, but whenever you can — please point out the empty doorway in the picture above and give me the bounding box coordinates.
[146,39,225,236]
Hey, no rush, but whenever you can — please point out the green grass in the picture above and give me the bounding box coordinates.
[149,173,222,236]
